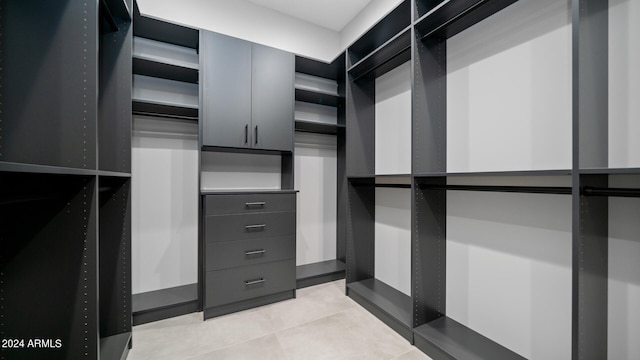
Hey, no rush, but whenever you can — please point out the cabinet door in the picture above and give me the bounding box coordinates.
[251,44,294,152]
[201,31,252,148]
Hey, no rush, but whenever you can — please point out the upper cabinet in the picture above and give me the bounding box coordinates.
[200,31,294,152]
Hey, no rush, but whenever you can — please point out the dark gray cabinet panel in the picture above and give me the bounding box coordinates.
[205,260,296,308]
[205,192,296,215]
[200,31,252,149]
[200,31,293,152]
[205,236,295,271]
[251,44,294,152]
[204,211,296,243]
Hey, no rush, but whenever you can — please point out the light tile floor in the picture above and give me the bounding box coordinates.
[127,279,434,360]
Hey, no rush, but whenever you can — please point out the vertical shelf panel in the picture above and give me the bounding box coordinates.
[0,0,98,170]
[99,177,132,339]
[0,174,98,359]
[100,10,133,173]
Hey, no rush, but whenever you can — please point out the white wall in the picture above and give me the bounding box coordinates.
[138,0,401,62]
[447,0,572,173]
[132,116,199,294]
[137,0,339,62]
[375,61,412,175]
[447,191,572,359]
[294,132,337,266]
[375,187,411,296]
[340,0,404,52]
[200,152,281,191]
[608,175,640,360]
[609,0,640,168]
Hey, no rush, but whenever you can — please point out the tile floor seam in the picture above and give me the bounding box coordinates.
[267,296,359,333]
[273,329,292,360]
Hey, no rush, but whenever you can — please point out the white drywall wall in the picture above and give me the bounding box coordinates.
[447,191,572,359]
[609,0,640,168]
[200,151,281,190]
[447,0,572,173]
[132,116,199,294]
[294,132,338,266]
[375,61,412,175]
[138,0,401,62]
[375,187,411,296]
[608,175,640,360]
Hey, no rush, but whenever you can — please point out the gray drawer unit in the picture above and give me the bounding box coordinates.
[204,193,296,215]
[203,192,296,319]
[204,211,295,243]
[205,236,295,271]
[205,259,295,308]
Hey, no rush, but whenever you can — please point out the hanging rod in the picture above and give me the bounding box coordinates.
[418,184,572,195]
[582,187,640,198]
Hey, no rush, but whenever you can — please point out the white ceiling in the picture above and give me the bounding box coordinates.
[247,0,372,31]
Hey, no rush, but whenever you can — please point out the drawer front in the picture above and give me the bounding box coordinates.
[205,193,295,215]
[205,211,295,243]
[206,236,295,271]
[205,260,295,308]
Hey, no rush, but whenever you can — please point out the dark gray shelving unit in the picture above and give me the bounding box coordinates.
[344,0,415,343]
[132,284,199,325]
[132,1,199,122]
[1,0,132,358]
[339,0,638,358]
[294,54,348,288]
[130,2,201,325]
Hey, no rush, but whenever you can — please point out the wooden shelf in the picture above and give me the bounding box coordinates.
[295,120,344,135]
[100,332,131,360]
[348,0,411,66]
[296,260,345,288]
[295,88,342,107]
[347,279,413,341]
[133,57,198,84]
[348,27,412,81]
[133,2,198,49]
[415,0,518,40]
[132,99,199,121]
[0,161,98,176]
[132,283,199,325]
[414,316,526,360]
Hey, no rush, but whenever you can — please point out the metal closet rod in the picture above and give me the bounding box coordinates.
[418,184,572,195]
[581,187,640,198]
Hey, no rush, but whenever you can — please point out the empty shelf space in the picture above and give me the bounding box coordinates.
[295,120,344,135]
[133,284,199,325]
[132,99,199,121]
[347,278,412,340]
[134,5,198,49]
[133,57,198,83]
[100,332,131,360]
[295,88,342,107]
[296,260,346,288]
[414,316,526,360]
[348,27,412,81]
[415,0,518,40]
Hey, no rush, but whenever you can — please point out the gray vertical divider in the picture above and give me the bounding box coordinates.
[413,35,446,175]
[412,177,446,328]
[337,55,348,263]
[346,74,376,177]
[346,180,376,283]
[572,0,610,358]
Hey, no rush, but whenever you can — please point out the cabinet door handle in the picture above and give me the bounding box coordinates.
[245,202,266,207]
[254,125,258,145]
[245,278,265,286]
[245,224,266,230]
[245,124,249,144]
[245,249,267,256]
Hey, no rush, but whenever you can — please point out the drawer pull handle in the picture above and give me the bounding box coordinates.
[245,249,267,256]
[245,202,266,207]
[245,278,265,286]
[245,224,266,230]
